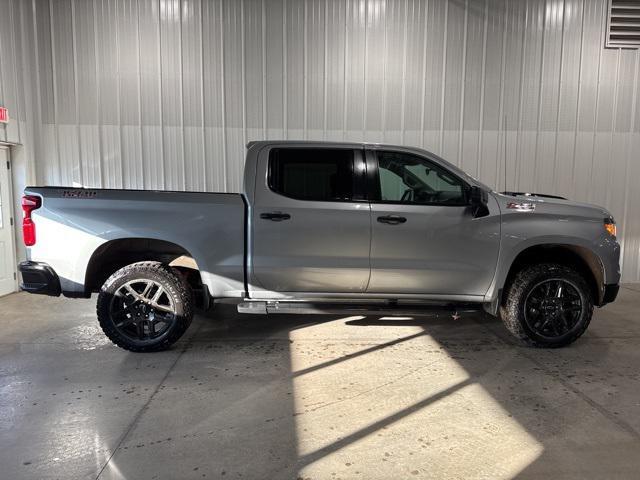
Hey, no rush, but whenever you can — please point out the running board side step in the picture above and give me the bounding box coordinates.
[237,301,482,318]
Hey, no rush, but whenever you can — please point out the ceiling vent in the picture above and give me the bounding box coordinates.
[606,1,640,48]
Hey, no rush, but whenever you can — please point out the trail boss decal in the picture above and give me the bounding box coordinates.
[62,190,98,199]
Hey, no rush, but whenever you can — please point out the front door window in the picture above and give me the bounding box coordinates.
[376,151,467,205]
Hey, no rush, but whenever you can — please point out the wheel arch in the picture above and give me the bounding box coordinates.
[501,244,604,307]
[84,238,208,306]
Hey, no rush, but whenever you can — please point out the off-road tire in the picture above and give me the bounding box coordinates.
[97,261,194,352]
[499,263,593,348]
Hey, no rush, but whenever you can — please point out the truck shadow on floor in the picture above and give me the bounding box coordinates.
[109,301,640,479]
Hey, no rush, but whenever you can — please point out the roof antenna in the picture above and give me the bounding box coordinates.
[503,114,508,193]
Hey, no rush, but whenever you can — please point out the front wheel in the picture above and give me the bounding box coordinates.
[97,261,194,352]
[500,263,594,348]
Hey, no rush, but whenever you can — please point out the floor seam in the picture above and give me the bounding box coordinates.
[474,316,640,441]
[297,357,446,415]
[517,349,640,441]
[621,285,640,293]
[94,320,204,480]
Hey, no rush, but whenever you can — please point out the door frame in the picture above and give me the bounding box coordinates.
[0,144,18,296]
[248,144,372,298]
[362,145,499,299]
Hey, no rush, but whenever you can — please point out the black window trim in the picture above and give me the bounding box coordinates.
[267,146,368,203]
[364,148,472,207]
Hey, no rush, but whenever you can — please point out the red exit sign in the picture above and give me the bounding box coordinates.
[0,107,8,124]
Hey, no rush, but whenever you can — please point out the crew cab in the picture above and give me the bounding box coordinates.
[19,141,620,351]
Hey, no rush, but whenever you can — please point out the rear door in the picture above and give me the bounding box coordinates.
[250,146,371,294]
[366,148,500,297]
[0,146,17,297]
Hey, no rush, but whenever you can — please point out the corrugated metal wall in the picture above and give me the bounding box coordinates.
[0,0,26,146]
[1,0,640,281]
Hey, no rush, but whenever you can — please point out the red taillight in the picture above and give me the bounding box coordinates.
[22,195,41,246]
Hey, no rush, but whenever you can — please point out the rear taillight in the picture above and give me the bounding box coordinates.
[22,195,41,246]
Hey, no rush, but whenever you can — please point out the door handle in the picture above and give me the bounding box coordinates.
[377,215,407,225]
[260,212,291,221]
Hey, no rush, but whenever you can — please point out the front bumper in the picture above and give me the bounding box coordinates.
[601,283,619,305]
[19,261,61,296]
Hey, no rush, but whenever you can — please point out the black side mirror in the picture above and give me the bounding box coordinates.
[469,186,489,218]
[470,185,487,204]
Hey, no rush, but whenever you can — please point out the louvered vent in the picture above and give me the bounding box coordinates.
[606,0,640,48]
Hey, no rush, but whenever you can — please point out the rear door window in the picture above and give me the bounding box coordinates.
[269,148,356,201]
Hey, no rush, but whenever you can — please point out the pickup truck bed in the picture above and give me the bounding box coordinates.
[23,187,246,298]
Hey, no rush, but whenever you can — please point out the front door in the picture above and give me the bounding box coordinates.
[0,146,17,297]
[366,148,500,297]
[250,146,371,294]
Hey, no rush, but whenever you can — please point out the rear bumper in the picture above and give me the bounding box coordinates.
[601,283,620,305]
[18,261,61,296]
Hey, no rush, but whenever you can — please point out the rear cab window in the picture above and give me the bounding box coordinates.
[268,148,359,201]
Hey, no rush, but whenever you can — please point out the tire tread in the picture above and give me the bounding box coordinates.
[499,263,593,348]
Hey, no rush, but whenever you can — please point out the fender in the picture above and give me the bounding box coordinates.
[484,235,613,313]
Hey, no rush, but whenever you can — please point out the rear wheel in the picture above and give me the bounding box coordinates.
[500,263,593,347]
[97,261,194,352]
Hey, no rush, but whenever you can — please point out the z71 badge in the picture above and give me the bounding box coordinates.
[506,202,535,212]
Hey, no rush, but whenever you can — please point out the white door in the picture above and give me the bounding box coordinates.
[0,146,17,297]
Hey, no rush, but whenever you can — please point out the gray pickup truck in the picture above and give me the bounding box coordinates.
[18,141,620,352]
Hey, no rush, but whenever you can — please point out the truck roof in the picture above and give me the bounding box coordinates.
[246,140,424,150]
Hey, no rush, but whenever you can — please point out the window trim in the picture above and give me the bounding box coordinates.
[267,147,368,203]
[365,148,472,207]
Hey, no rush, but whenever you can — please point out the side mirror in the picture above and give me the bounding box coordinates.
[469,186,489,218]
[470,186,487,205]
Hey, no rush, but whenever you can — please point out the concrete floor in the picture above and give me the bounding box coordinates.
[2,287,640,480]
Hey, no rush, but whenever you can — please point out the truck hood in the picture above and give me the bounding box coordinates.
[493,191,614,220]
